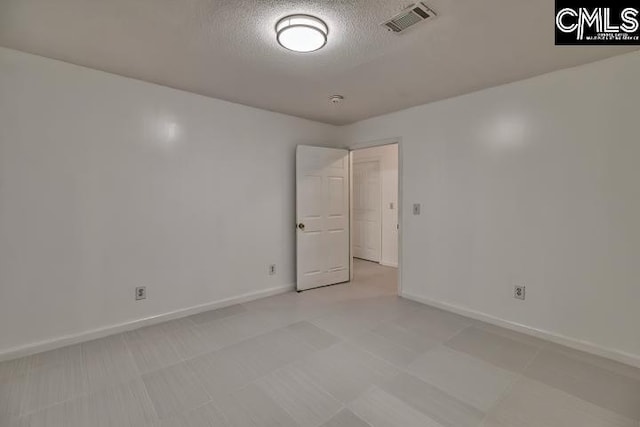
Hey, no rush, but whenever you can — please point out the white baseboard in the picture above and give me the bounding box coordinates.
[401,291,640,369]
[380,261,398,268]
[0,284,294,362]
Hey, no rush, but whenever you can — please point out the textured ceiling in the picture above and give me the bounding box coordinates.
[0,0,636,125]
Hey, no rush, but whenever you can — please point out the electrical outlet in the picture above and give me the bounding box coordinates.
[514,285,525,300]
[413,203,421,215]
[269,264,276,275]
[135,286,146,301]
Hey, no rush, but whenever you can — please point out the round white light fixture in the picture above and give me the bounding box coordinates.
[276,14,328,53]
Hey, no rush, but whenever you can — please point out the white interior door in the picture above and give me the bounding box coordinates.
[353,160,381,262]
[296,145,350,291]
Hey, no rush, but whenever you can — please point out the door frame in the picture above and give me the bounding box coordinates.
[347,137,402,295]
[352,157,383,263]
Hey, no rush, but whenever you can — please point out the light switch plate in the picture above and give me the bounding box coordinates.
[413,203,421,215]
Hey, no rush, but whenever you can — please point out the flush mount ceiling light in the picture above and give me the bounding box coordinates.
[276,14,328,53]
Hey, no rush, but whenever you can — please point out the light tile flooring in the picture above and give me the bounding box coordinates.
[1,259,640,427]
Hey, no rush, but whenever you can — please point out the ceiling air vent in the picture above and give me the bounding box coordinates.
[382,3,437,34]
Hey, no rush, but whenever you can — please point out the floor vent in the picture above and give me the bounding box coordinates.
[382,3,437,34]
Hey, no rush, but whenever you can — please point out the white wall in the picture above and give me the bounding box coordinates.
[2,45,639,368]
[352,144,398,267]
[0,47,340,358]
[342,51,640,367]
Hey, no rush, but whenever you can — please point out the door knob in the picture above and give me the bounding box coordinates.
[298,223,305,230]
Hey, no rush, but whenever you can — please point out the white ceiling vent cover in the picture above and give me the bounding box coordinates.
[382,3,437,34]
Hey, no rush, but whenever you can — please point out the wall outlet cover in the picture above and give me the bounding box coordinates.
[514,285,526,300]
[135,286,146,301]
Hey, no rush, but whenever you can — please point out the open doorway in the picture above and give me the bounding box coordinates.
[350,142,399,293]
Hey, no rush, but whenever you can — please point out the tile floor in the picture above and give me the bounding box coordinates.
[1,259,639,427]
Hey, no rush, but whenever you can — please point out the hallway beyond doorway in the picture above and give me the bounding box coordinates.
[352,258,397,294]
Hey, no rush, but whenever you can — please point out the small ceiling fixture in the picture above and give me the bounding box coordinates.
[329,95,344,104]
[276,14,328,53]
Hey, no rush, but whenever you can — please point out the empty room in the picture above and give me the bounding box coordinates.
[1,1,639,426]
